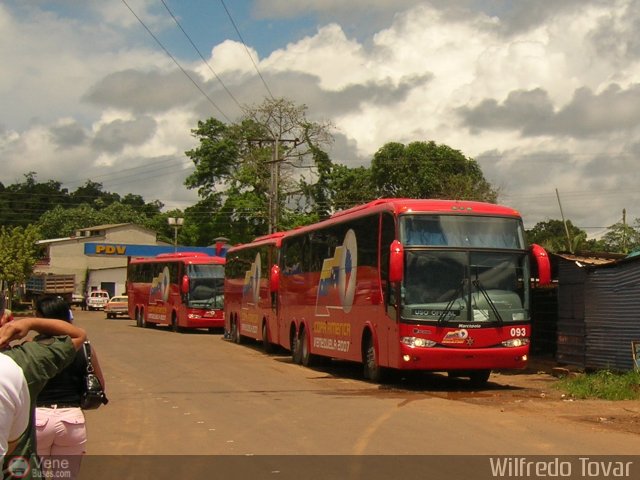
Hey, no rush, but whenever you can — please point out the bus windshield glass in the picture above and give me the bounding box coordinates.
[401,251,529,324]
[400,215,525,249]
[187,264,225,309]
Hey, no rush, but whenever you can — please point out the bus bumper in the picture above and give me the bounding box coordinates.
[396,345,529,371]
[185,312,225,329]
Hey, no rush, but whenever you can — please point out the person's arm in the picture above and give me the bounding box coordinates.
[0,317,86,350]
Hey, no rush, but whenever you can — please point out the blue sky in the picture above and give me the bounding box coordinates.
[137,1,317,60]
[2,0,640,235]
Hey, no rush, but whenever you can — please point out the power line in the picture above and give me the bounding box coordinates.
[63,158,193,188]
[120,0,232,122]
[159,0,244,113]
[219,0,275,100]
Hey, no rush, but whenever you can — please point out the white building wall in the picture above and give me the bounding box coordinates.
[87,268,127,298]
[34,223,159,296]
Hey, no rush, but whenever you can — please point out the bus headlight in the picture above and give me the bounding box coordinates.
[501,338,530,348]
[401,337,436,348]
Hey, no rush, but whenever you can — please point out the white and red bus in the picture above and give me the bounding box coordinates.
[224,199,550,384]
[127,252,225,332]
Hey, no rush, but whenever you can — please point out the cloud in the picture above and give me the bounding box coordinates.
[48,121,87,149]
[459,83,640,138]
[83,70,201,114]
[457,89,555,135]
[92,116,157,153]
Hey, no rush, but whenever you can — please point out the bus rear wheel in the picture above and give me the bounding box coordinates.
[262,322,273,353]
[232,318,243,344]
[300,328,316,367]
[136,309,146,328]
[291,328,302,365]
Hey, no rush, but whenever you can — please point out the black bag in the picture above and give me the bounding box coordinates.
[81,341,109,410]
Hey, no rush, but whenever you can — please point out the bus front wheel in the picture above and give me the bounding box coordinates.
[363,336,382,382]
[171,314,181,333]
[469,369,491,387]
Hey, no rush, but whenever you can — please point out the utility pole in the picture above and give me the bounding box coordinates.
[622,208,627,253]
[250,137,299,234]
[556,188,573,253]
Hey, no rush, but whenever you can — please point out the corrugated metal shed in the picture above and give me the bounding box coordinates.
[530,287,558,356]
[556,259,587,366]
[555,252,640,371]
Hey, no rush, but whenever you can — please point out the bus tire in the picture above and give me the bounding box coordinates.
[469,369,491,387]
[262,321,273,353]
[300,327,315,367]
[136,309,146,328]
[233,318,243,344]
[171,314,180,333]
[291,328,302,365]
[363,336,383,382]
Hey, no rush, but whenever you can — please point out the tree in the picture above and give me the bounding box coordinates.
[526,219,589,253]
[0,224,41,308]
[185,97,333,241]
[326,164,376,210]
[122,194,163,217]
[0,172,69,227]
[298,134,333,221]
[70,180,120,209]
[600,220,640,254]
[370,141,498,201]
[37,202,149,239]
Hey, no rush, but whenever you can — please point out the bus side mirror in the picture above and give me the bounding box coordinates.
[530,244,551,286]
[181,275,190,294]
[389,240,404,283]
[270,264,280,292]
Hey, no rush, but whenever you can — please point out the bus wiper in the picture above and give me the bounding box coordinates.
[438,279,465,325]
[472,279,504,325]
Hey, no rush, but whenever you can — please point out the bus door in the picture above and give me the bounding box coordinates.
[380,213,400,368]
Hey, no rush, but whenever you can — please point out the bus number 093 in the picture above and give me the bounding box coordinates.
[510,327,527,337]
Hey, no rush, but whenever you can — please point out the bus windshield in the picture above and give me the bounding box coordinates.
[400,215,525,249]
[401,251,529,324]
[187,264,224,309]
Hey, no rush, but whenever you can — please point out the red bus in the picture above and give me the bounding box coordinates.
[224,199,550,384]
[127,252,225,332]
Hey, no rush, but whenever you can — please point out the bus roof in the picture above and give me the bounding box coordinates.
[129,252,225,265]
[227,198,521,253]
[329,198,520,219]
[227,232,286,254]
[285,198,521,237]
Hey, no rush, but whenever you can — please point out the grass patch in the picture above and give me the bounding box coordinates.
[555,370,640,401]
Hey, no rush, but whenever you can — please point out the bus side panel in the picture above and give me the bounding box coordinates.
[225,244,280,341]
[280,265,391,364]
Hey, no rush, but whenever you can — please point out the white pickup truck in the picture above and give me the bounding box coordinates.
[86,290,109,310]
